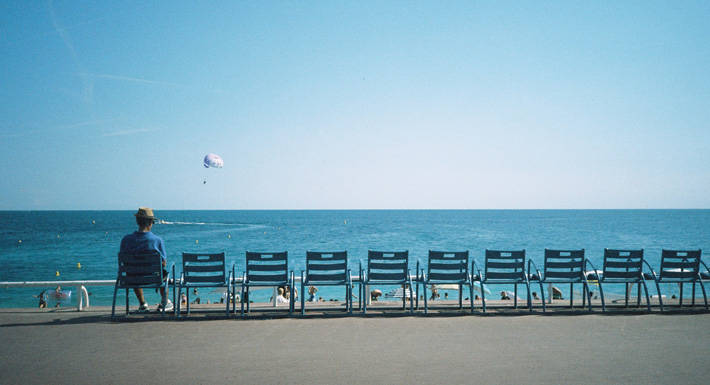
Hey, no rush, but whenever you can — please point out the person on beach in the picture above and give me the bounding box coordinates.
[119,207,172,312]
[307,286,318,302]
[275,287,289,305]
[35,290,47,308]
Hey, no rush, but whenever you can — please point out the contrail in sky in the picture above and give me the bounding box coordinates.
[49,0,93,103]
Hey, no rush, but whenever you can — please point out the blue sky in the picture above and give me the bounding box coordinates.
[1,1,709,209]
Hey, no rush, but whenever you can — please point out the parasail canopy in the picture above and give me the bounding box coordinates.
[203,153,224,168]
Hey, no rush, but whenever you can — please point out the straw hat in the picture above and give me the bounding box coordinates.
[134,207,156,219]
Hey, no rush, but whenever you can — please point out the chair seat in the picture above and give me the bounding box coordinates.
[541,278,584,283]
[181,281,228,287]
[304,280,347,286]
[600,277,644,283]
[423,279,469,285]
[364,279,408,285]
[243,281,289,286]
[482,278,527,283]
[657,277,701,283]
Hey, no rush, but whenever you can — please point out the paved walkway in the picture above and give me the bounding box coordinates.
[1,307,709,384]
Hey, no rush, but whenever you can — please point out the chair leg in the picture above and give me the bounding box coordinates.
[514,283,518,309]
[363,283,367,314]
[423,283,428,314]
[187,290,190,316]
[692,282,696,307]
[225,285,230,317]
[240,285,245,317]
[679,283,684,307]
[125,289,129,315]
[570,283,574,308]
[637,283,641,308]
[585,283,593,312]
[111,283,119,319]
[625,283,629,308]
[176,286,182,318]
[481,284,487,313]
[598,282,606,312]
[653,279,664,312]
[526,282,532,312]
[539,281,546,313]
[301,283,306,316]
[641,279,651,312]
[582,284,586,308]
[698,279,708,310]
[460,283,465,309]
[415,280,419,310]
[469,283,475,313]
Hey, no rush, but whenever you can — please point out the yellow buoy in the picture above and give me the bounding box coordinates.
[195,240,199,244]
[77,262,82,269]
[56,271,60,277]
[18,240,22,244]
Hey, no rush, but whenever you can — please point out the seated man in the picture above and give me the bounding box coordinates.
[119,207,172,312]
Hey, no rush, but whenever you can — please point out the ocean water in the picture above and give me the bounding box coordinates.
[1,210,709,308]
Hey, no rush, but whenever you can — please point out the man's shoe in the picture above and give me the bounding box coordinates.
[138,303,150,312]
[157,300,174,312]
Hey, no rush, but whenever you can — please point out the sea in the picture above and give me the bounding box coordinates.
[1,210,708,308]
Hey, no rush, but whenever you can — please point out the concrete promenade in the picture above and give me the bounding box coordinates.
[1,305,709,384]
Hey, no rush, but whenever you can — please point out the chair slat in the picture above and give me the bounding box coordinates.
[545,261,583,269]
[603,271,641,279]
[184,275,225,283]
[545,271,582,279]
[429,251,468,260]
[307,273,346,282]
[183,253,225,263]
[119,265,162,274]
[120,275,162,285]
[246,252,287,261]
[487,261,524,269]
[306,251,347,261]
[605,260,642,269]
[184,264,224,273]
[368,250,408,260]
[248,263,288,272]
[368,272,406,281]
[485,250,525,259]
[429,272,467,281]
[370,262,406,271]
[429,262,466,271]
[485,271,524,280]
[308,262,347,271]
[247,274,288,282]
[662,261,697,269]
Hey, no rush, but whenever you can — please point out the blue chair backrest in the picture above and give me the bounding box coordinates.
[367,250,408,282]
[484,250,526,281]
[659,249,701,281]
[544,249,585,280]
[602,249,644,280]
[245,251,288,284]
[306,251,348,283]
[117,250,164,288]
[182,252,226,285]
[427,250,469,283]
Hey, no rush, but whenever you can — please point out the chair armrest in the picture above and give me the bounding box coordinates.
[583,259,603,280]
[527,259,542,281]
[471,260,482,281]
[416,259,421,281]
[641,259,659,281]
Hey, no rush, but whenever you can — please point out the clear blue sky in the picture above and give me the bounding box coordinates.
[2,1,709,209]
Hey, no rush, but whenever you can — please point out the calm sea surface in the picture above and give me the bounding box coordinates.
[1,210,708,308]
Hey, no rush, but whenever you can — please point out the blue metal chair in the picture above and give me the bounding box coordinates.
[237,251,294,316]
[362,250,413,314]
[650,249,707,311]
[473,249,531,312]
[111,250,172,318]
[176,252,233,317]
[528,249,595,312]
[596,249,654,312]
[416,251,474,314]
[300,251,352,315]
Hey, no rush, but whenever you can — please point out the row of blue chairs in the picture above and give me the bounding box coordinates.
[111,248,710,318]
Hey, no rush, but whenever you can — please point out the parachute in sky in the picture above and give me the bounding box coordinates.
[202,153,223,184]
[203,153,224,168]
